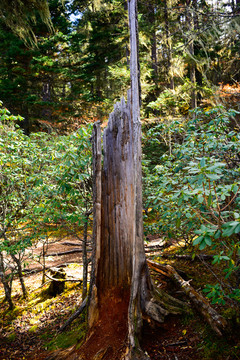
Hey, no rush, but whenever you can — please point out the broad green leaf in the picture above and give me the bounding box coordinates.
[204,235,212,246]
[193,235,203,246]
[200,157,206,168]
[206,174,221,180]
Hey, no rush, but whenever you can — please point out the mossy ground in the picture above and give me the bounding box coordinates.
[0,270,87,360]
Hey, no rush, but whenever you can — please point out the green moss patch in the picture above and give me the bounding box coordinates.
[43,312,87,351]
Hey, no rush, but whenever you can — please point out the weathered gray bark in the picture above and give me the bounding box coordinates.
[82,209,91,301]
[85,2,176,359]
[86,90,156,360]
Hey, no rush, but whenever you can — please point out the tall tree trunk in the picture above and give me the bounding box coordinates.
[188,0,197,109]
[42,77,52,120]
[163,0,174,89]
[189,41,197,109]
[41,238,48,285]
[236,0,240,12]
[124,0,130,67]
[147,1,158,83]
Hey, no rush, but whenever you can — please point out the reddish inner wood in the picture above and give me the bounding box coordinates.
[78,287,130,360]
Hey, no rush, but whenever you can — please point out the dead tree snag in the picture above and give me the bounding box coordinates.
[46,1,185,359]
[82,0,186,356]
[85,91,173,360]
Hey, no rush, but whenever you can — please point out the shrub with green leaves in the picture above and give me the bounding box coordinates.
[143,106,240,303]
[0,103,35,307]
[0,101,93,307]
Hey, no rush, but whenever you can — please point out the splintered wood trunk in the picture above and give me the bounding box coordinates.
[87,94,155,360]
[46,2,187,359]
[84,2,168,359]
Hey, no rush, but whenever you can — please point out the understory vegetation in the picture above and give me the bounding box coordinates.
[143,106,240,305]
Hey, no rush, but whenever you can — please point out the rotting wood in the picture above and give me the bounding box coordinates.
[84,0,186,356]
[145,248,165,254]
[22,263,86,284]
[23,262,81,275]
[61,241,92,247]
[147,260,228,336]
[147,260,172,276]
[165,340,188,347]
[48,267,66,296]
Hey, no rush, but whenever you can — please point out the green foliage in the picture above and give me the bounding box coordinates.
[147,80,215,116]
[203,283,240,305]
[0,104,34,253]
[147,82,192,115]
[29,124,93,235]
[203,284,226,305]
[0,102,93,307]
[0,0,238,127]
[143,106,240,302]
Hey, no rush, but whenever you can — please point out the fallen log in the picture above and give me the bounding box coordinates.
[23,262,81,275]
[145,246,166,254]
[147,260,228,336]
[165,340,188,347]
[45,272,83,283]
[61,241,91,247]
[45,248,91,257]
[61,242,82,247]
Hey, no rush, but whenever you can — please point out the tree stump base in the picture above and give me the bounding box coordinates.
[48,267,66,297]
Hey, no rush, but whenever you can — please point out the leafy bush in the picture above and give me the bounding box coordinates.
[143,106,240,303]
[0,101,93,307]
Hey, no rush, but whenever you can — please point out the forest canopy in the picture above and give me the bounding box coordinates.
[0,0,239,131]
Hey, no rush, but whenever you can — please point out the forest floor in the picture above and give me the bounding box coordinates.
[0,237,240,360]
